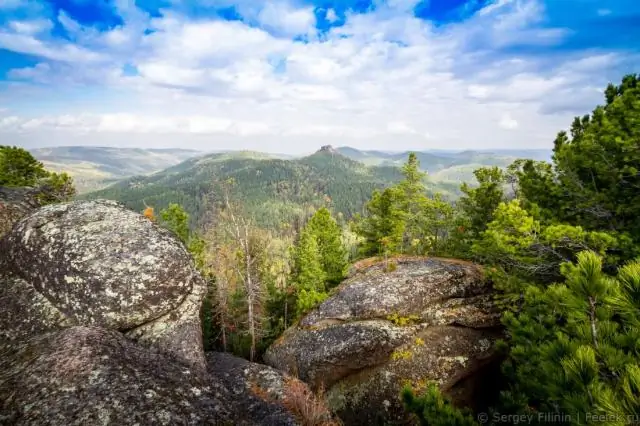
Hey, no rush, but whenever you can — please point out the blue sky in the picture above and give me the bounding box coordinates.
[0,0,638,153]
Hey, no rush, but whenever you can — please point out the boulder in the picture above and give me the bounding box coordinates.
[264,257,503,425]
[0,199,206,370]
[0,186,48,238]
[0,326,299,426]
[207,352,335,425]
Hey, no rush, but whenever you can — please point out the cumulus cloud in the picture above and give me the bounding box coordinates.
[0,0,637,152]
[499,113,519,129]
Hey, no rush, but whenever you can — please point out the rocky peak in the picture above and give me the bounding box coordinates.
[318,145,338,154]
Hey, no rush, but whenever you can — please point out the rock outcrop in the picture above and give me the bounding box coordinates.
[264,257,503,425]
[1,199,206,369]
[207,352,334,425]
[0,326,299,426]
[0,186,49,238]
[0,197,311,425]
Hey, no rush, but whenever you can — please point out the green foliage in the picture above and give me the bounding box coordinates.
[160,203,190,244]
[472,199,623,286]
[305,207,348,287]
[291,229,327,317]
[353,153,456,257]
[352,187,406,256]
[0,145,49,186]
[82,150,406,231]
[296,289,329,317]
[459,166,507,239]
[28,146,201,193]
[401,383,478,426]
[499,251,640,424]
[0,145,76,203]
[512,74,640,260]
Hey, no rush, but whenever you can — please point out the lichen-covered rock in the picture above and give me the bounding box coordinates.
[0,326,296,426]
[0,199,206,369]
[207,352,332,425]
[264,257,502,425]
[0,186,48,238]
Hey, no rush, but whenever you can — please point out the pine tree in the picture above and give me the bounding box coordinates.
[352,186,406,257]
[401,383,478,426]
[458,166,506,240]
[291,228,327,317]
[398,152,430,253]
[500,251,640,424]
[305,207,348,288]
[0,145,76,202]
[160,203,190,244]
[510,74,640,260]
[0,145,49,187]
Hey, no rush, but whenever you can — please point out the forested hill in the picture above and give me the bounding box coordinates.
[81,147,459,229]
[336,147,551,183]
[31,146,203,193]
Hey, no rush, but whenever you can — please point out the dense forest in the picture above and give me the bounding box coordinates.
[2,74,639,425]
[80,146,462,230]
[152,74,640,425]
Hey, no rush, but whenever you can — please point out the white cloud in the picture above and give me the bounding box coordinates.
[8,19,52,35]
[257,3,316,36]
[387,121,419,135]
[0,0,635,152]
[499,113,519,129]
[597,9,612,16]
[467,84,492,99]
[478,0,514,16]
[326,9,338,23]
[0,31,107,63]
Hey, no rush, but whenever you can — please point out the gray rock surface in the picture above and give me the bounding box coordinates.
[0,326,298,426]
[0,186,48,238]
[0,197,307,425]
[264,257,503,425]
[207,352,334,425]
[0,199,206,369]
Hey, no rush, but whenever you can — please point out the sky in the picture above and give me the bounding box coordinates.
[0,0,638,154]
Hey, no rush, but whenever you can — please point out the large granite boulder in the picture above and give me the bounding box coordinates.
[264,257,503,425]
[0,198,316,425]
[0,326,300,426]
[0,186,49,238]
[207,352,335,425]
[0,199,206,369]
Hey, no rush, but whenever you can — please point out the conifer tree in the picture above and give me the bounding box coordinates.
[0,145,76,202]
[500,251,640,424]
[305,207,348,287]
[352,186,406,257]
[458,166,506,240]
[291,228,327,316]
[401,383,478,426]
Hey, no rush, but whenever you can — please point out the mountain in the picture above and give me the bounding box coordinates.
[30,146,204,193]
[335,147,551,183]
[80,146,460,230]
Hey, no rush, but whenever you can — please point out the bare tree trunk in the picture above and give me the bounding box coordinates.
[244,223,257,362]
[224,186,260,362]
[588,296,598,348]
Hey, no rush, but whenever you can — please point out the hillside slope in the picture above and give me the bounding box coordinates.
[30,146,203,193]
[81,147,459,229]
[336,147,551,182]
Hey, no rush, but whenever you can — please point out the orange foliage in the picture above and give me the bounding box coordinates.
[143,206,156,221]
[282,378,340,426]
